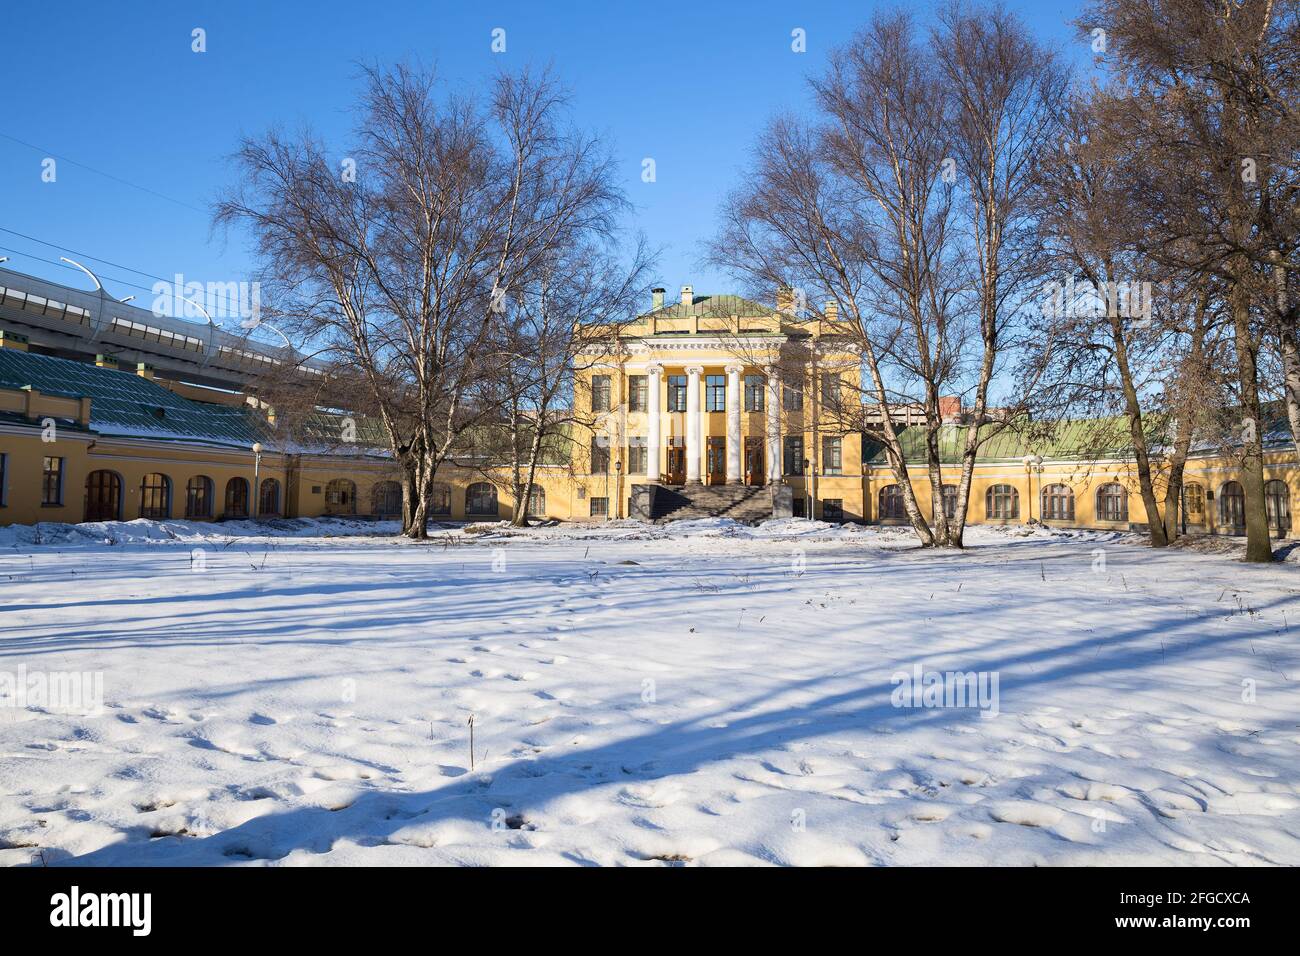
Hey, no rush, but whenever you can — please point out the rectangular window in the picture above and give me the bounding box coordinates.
[627,438,647,475]
[783,436,804,476]
[821,437,842,475]
[793,497,806,518]
[744,375,765,412]
[667,375,688,412]
[941,485,959,520]
[820,373,842,411]
[783,375,804,411]
[590,437,610,473]
[628,375,648,412]
[705,374,726,412]
[591,374,612,412]
[42,456,64,506]
[822,498,844,522]
[589,497,609,517]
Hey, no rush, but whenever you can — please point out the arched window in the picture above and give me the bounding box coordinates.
[939,484,959,521]
[986,484,1019,519]
[186,476,213,518]
[466,482,498,516]
[430,483,452,516]
[1096,482,1129,522]
[1219,481,1246,534]
[1264,479,1291,537]
[140,473,171,519]
[324,479,357,515]
[526,485,546,517]
[84,470,121,522]
[1182,482,1205,523]
[259,478,281,516]
[224,477,250,518]
[878,484,905,521]
[371,480,402,518]
[1041,483,1074,521]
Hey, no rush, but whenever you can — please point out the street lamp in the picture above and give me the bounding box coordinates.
[57,256,135,305]
[59,257,138,345]
[612,459,623,521]
[252,442,263,518]
[1023,454,1043,522]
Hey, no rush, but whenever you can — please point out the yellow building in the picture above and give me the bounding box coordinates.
[568,285,864,521]
[0,270,1295,539]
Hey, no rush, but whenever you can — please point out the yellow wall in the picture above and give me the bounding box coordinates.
[2,338,1297,536]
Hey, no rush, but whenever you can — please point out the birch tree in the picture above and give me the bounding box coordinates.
[712,4,1065,547]
[216,64,623,538]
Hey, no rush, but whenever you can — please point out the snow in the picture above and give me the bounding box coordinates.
[1,516,1298,866]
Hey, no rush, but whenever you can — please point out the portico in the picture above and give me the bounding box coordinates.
[577,284,861,521]
[639,360,773,487]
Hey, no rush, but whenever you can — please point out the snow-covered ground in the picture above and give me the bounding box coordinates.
[1,516,1297,866]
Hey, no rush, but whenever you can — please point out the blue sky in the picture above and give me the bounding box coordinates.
[1,0,1088,306]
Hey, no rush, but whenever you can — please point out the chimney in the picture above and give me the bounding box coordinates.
[95,354,118,370]
[77,396,92,427]
[20,385,40,419]
[680,285,693,308]
[939,395,962,421]
[824,299,839,323]
[0,330,29,351]
[651,287,665,311]
[776,284,794,314]
[136,362,155,380]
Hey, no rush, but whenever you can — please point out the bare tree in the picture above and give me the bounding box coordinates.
[935,2,1071,543]
[1033,93,1226,546]
[470,237,653,525]
[216,64,624,538]
[711,3,1065,547]
[1080,0,1300,560]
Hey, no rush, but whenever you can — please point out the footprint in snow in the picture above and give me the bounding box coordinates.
[987,801,1064,828]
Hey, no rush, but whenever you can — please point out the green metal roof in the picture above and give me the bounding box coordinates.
[864,419,1143,465]
[865,406,1295,465]
[0,348,264,448]
[641,294,774,320]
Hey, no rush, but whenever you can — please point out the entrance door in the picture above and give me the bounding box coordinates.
[84,470,121,522]
[706,437,726,485]
[744,437,765,486]
[665,445,686,485]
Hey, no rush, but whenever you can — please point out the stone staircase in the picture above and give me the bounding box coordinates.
[647,484,773,523]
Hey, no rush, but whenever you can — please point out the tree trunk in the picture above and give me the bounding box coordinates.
[1230,276,1273,562]
[1107,312,1169,547]
[1160,311,1208,543]
[510,423,546,528]
[1271,258,1300,457]
[401,448,434,541]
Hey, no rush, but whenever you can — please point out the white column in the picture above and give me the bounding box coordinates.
[646,364,663,483]
[685,365,703,484]
[726,364,743,484]
[766,366,781,483]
